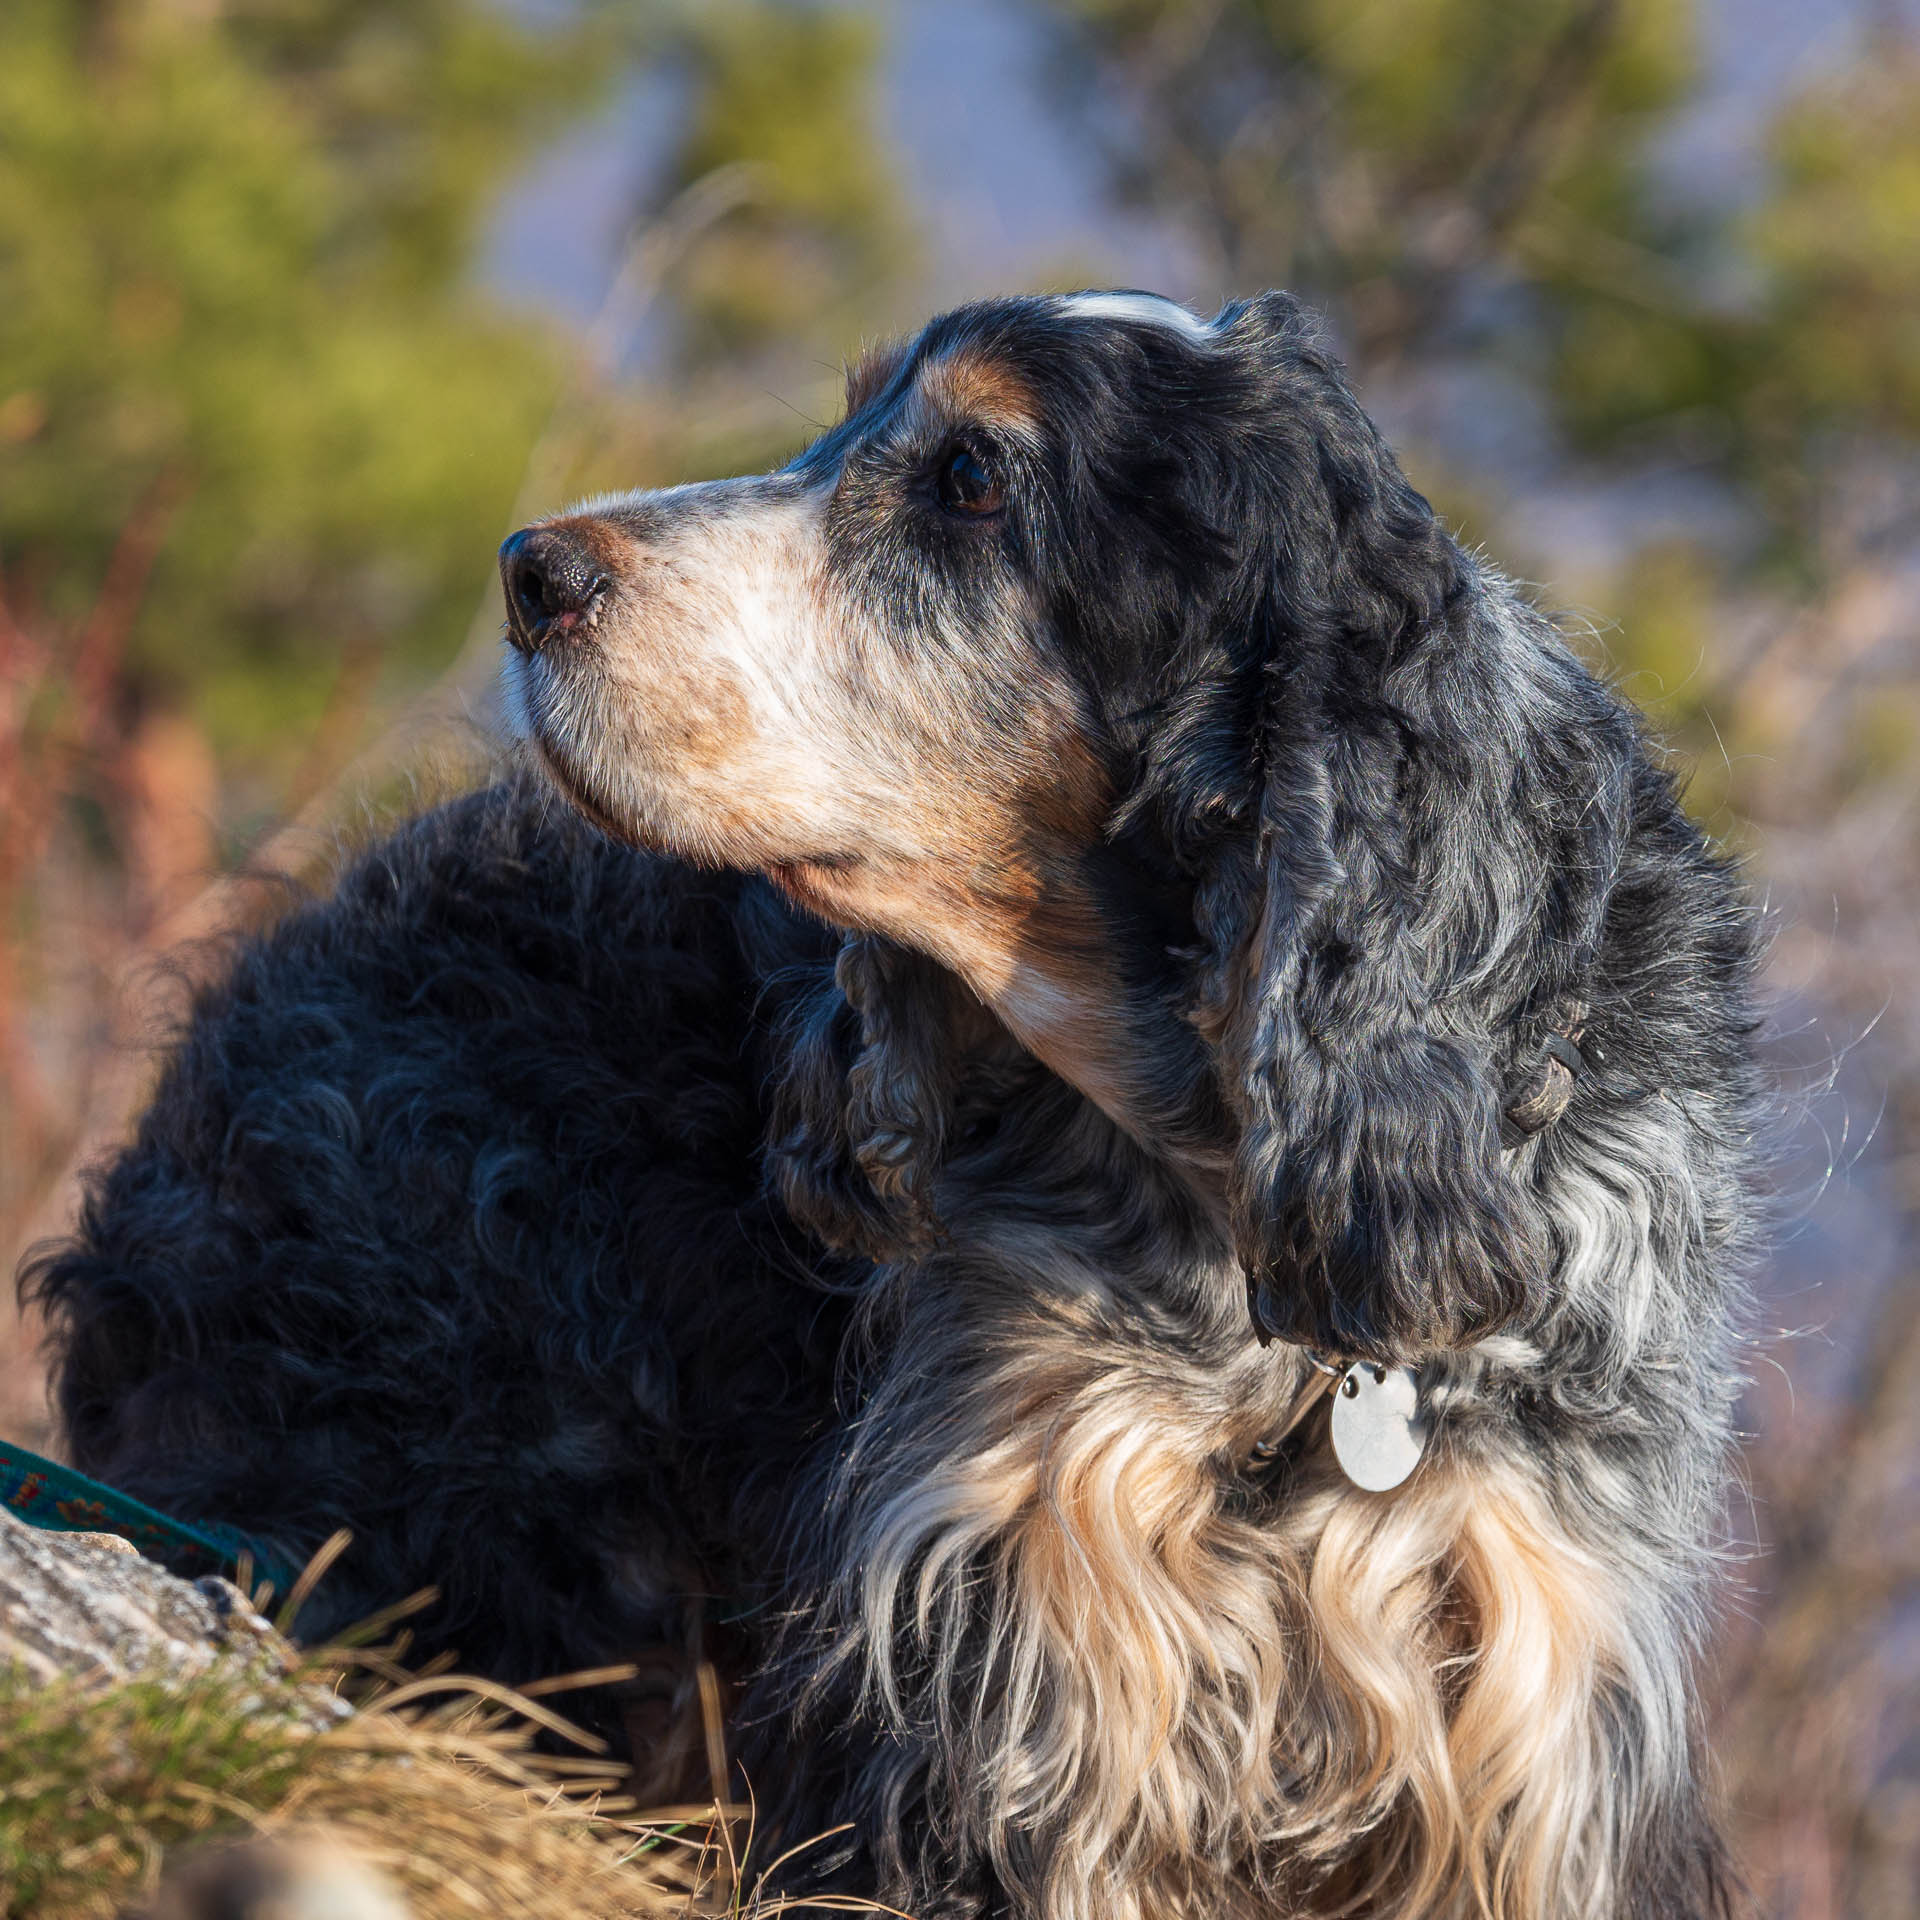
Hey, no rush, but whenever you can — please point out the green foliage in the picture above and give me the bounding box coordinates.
[1056,0,1697,340]
[670,3,908,368]
[0,1658,317,1915]
[1753,45,1920,440]
[1533,50,1920,505]
[1536,37,1920,543]
[1289,0,1688,152]
[220,0,611,296]
[0,0,600,777]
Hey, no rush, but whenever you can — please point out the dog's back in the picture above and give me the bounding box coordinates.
[24,778,849,1695]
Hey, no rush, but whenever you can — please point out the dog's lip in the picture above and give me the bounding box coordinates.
[542,605,591,641]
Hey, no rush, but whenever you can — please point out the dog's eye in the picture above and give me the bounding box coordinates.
[935,444,1004,517]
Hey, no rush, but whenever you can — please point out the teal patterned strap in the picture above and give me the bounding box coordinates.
[0,1437,301,1593]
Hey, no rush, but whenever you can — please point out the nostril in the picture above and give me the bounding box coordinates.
[510,552,553,629]
[498,527,607,655]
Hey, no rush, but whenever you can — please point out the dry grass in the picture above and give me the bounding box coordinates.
[0,1625,881,1920]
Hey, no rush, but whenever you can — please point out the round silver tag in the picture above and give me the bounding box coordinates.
[1329,1363,1429,1492]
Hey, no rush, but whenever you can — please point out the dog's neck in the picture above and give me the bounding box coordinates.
[982,951,1233,1188]
[775,834,1233,1187]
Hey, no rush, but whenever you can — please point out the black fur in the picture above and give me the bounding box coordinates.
[26,785,853,1713]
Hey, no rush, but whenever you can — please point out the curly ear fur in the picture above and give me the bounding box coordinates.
[768,936,973,1258]
[1182,298,1623,1358]
[1206,792,1545,1360]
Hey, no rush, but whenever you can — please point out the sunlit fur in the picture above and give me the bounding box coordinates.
[29,291,1761,1920]
[762,1052,1743,1920]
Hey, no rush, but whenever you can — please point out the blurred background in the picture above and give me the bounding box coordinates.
[0,0,1916,1910]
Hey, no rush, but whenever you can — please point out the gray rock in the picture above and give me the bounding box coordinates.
[0,1505,324,1710]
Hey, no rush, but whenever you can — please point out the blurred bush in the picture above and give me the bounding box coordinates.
[0,0,591,788]
[0,0,901,1297]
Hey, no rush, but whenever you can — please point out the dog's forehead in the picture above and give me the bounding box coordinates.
[914,289,1217,368]
[814,290,1226,476]
[866,290,1217,422]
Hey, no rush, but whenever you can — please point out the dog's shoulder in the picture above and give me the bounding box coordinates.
[258,774,826,1006]
[26,775,852,1677]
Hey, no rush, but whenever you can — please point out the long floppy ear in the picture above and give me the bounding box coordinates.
[767,935,976,1260]
[1187,297,1554,1359]
[1204,794,1546,1361]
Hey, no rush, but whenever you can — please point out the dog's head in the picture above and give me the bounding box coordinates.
[503,291,1636,1359]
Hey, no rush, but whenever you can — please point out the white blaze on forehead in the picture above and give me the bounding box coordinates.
[1055,291,1214,342]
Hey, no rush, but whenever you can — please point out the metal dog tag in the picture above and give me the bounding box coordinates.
[1330,1364,1428,1492]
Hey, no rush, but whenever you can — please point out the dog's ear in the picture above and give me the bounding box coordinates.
[767,935,971,1260]
[1184,300,1551,1359]
[1201,805,1545,1362]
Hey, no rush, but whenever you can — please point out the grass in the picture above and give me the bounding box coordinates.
[0,1550,890,1920]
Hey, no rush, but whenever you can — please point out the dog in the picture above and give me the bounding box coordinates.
[25,291,1763,1920]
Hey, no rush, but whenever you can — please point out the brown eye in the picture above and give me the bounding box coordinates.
[936,444,1004,516]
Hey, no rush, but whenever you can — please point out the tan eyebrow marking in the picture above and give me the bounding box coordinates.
[920,349,1041,437]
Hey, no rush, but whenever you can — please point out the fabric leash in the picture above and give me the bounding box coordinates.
[0,1437,301,1594]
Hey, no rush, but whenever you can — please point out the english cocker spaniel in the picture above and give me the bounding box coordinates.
[29,291,1762,1920]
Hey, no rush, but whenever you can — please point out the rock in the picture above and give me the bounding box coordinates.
[0,1505,301,1692]
[64,1529,139,1556]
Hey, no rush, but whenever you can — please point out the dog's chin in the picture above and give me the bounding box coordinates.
[525,731,649,849]
[527,726,799,882]
[507,659,741,865]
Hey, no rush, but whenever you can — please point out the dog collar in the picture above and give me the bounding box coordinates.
[1246,1350,1347,1465]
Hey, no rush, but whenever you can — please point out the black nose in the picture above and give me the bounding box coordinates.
[499,526,606,655]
